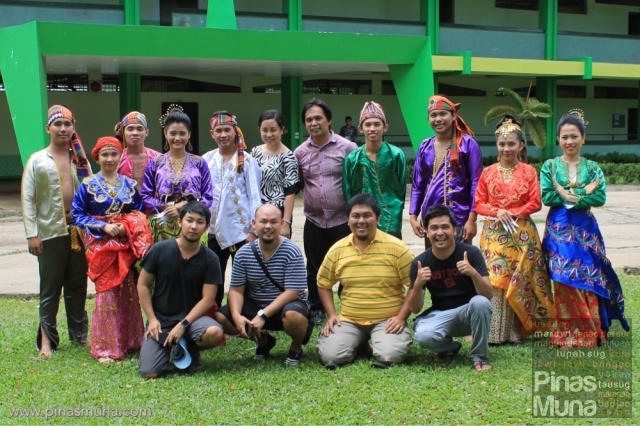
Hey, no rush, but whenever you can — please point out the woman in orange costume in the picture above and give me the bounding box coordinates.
[474,115,555,345]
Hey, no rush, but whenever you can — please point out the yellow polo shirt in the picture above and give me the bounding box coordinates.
[317,230,414,325]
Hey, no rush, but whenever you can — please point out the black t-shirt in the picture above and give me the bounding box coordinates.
[140,239,222,328]
[410,243,488,316]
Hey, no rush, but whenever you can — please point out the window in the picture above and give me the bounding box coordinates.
[557,85,587,98]
[254,80,372,95]
[47,75,88,92]
[101,75,119,92]
[160,0,198,26]
[302,79,372,95]
[253,84,281,94]
[596,0,640,6]
[595,86,639,99]
[382,80,396,96]
[629,12,640,36]
[141,76,240,93]
[440,0,455,24]
[439,83,486,97]
[495,0,587,14]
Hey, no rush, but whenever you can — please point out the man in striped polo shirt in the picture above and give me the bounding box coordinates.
[316,194,415,369]
[214,204,309,366]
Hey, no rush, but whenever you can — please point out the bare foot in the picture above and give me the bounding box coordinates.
[83,340,92,347]
[39,327,53,358]
[464,335,473,343]
[98,357,114,363]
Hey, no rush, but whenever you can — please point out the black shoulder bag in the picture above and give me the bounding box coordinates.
[250,241,314,345]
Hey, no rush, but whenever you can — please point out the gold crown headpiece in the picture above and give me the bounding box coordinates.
[159,104,184,128]
[495,118,523,138]
[568,108,589,126]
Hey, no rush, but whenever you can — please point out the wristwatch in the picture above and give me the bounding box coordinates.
[257,309,268,320]
[180,318,191,328]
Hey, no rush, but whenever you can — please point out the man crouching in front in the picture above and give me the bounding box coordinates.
[137,201,224,377]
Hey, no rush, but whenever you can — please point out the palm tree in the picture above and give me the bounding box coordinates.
[484,86,552,149]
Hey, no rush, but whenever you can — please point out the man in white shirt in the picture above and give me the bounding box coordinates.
[202,111,262,307]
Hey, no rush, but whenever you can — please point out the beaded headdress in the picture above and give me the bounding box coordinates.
[159,104,184,128]
[568,108,589,126]
[495,118,523,138]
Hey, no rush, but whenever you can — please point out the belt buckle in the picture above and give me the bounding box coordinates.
[229,244,237,253]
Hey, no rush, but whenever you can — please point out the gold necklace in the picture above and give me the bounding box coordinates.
[97,174,122,199]
[497,162,518,183]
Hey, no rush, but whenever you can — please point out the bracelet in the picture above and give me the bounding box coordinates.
[283,219,292,225]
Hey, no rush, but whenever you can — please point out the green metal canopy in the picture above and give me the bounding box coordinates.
[0,21,436,164]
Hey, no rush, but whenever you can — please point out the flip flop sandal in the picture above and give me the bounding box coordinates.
[434,341,462,362]
[473,360,493,372]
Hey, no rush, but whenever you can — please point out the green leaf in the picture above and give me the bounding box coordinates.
[527,117,547,149]
[498,87,526,113]
[484,105,517,126]
[526,99,553,117]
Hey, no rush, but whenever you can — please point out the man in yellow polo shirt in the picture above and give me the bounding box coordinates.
[316,194,414,369]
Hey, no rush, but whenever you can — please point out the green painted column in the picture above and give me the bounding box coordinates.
[389,41,435,152]
[538,77,557,159]
[281,0,303,149]
[539,0,558,60]
[119,0,141,117]
[539,0,558,159]
[419,0,439,54]
[636,81,640,142]
[120,0,140,25]
[283,0,302,31]
[0,23,48,164]
[281,77,303,149]
[206,0,237,29]
[119,73,141,117]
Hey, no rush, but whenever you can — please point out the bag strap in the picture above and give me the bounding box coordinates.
[250,241,285,292]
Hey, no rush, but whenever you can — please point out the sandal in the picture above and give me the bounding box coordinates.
[434,341,462,362]
[472,360,492,372]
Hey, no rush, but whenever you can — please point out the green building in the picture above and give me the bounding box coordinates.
[0,0,639,179]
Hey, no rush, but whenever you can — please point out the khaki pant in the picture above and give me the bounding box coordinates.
[316,320,412,366]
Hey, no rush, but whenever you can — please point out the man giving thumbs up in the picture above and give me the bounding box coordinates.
[406,205,494,372]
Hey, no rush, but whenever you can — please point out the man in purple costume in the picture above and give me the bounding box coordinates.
[410,95,483,250]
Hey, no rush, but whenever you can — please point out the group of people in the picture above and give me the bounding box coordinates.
[21,93,628,377]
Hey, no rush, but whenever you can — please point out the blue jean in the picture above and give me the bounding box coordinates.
[414,295,492,362]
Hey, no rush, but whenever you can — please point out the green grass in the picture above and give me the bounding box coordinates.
[1,273,639,424]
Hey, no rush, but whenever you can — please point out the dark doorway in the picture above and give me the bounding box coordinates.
[440,0,454,24]
[161,102,200,154]
[629,13,640,36]
[160,0,198,26]
[629,108,638,141]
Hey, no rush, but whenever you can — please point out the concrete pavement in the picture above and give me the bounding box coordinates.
[1,185,639,296]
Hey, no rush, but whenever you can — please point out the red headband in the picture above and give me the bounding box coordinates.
[91,137,123,161]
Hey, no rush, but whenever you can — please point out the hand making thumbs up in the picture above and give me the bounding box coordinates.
[456,251,474,276]
[415,260,432,288]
